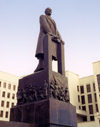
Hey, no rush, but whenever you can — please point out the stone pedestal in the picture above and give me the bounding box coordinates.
[10,35,77,127]
[16,71,69,105]
[10,98,77,127]
[0,121,35,127]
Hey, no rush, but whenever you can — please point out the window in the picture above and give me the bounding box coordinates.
[90,116,94,121]
[0,81,1,87]
[78,95,80,102]
[99,87,100,92]
[3,82,6,88]
[80,86,84,94]
[86,84,91,92]
[12,93,15,99]
[2,91,5,97]
[94,93,97,102]
[93,83,96,91]
[0,111,3,117]
[82,106,86,111]
[8,84,11,89]
[77,86,79,92]
[7,93,10,98]
[83,116,87,122]
[81,95,85,104]
[1,101,4,107]
[13,85,16,91]
[96,104,99,112]
[88,94,92,103]
[89,105,93,114]
[6,102,9,108]
[79,106,81,109]
[5,111,8,118]
[11,103,14,107]
[97,74,100,92]
[97,74,100,86]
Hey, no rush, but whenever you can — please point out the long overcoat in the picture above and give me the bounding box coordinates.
[35,15,62,58]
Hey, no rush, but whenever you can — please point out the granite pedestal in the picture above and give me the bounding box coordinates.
[10,98,77,127]
[0,121,35,127]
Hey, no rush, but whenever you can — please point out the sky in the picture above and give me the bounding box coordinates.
[0,0,100,77]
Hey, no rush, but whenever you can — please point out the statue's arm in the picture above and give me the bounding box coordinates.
[56,30,64,44]
[56,30,62,40]
[40,15,52,34]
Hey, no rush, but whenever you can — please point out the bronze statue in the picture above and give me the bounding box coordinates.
[35,8,63,72]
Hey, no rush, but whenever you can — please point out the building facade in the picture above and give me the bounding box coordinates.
[0,71,19,121]
[66,61,100,127]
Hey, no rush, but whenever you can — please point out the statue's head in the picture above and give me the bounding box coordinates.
[45,8,52,16]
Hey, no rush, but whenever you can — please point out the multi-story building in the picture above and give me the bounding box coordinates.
[0,71,19,121]
[66,60,100,127]
[79,75,98,121]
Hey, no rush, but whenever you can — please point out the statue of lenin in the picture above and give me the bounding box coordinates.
[35,8,63,72]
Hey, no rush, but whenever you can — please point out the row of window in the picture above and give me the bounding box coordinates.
[78,93,97,104]
[79,104,98,114]
[0,81,16,91]
[83,115,94,122]
[1,101,15,108]
[0,111,9,118]
[77,83,96,94]
[1,91,16,99]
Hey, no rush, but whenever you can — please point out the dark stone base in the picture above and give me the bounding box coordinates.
[17,71,69,105]
[10,98,77,127]
[0,121,76,127]
[18,70,68,91]
[0,121,35,127]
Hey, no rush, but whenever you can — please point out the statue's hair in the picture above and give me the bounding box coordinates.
[45,8,52,14]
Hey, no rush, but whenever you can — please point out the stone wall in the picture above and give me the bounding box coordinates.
[78,121,96,127]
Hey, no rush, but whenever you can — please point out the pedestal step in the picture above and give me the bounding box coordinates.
[10,98,77,127]
[0,121,36,127]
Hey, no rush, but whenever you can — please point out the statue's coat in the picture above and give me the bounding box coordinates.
[35,15,61,58]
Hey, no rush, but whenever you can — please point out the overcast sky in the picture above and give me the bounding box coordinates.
[0,0,100,77]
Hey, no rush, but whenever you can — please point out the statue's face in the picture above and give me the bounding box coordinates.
[45,8,52,16]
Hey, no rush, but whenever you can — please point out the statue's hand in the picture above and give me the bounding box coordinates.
[52,36,64,45]
[47,33,64,45]
[61,40,65,45]
[52,36,58,42]
[47,32,54,36]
